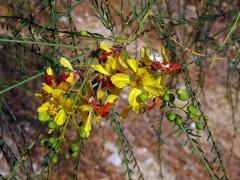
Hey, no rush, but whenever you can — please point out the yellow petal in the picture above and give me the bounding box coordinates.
[37,101,50,113]
[35,93,42,99]
[126,59,138,73]
[128,88,142,112]
[105,94,118,104]
[46,67,54,76]
[161,47,169,64]
[142,76,162,96]
[57,82,69,91]
[42,83,53,94]
[136,68,148,77]
[64,99,75,113]
[52,89,63,99]
[80,112,92,138]
[59,57,74,71]
[117,55,128,69]
[80,104,92,112]
[140,47,152,66]
[100,42,111,52]
[106,56,117,73]
[110,73,130,88]
[91,65,110,75]
[97,88,106,100]
[66,72,76,85]
[54,109,67,126]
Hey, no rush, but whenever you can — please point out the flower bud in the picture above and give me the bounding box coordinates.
[196,122,204,130]
[49,137,57,148]
[162,94,170,102]
[50,154,58,164]
[69,144,79,154]
[78,127,88,139]
[167,111,175,121]
[40,139,48,147]
[79,30,90,37]
[64,153,70,159]
[48,121,57,129]
[203,115,208,121]
[176,89,189,101]
[38,112,50,122]
[174,115,183,125]
[187,105,197,115]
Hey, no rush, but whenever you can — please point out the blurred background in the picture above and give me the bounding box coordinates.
[0,0,239,179]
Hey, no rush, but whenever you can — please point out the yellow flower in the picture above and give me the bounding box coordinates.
[111,59,163,114]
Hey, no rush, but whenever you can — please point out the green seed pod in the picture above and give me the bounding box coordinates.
[176,89,189,101]
[64,153,70,159]
[196,122,204,130]
[40,139,48,147]
[187,105,197,115]
[38,112,50,122]
[174,115,183,125]
[50,154,58,164]
[48,121,57,129]
[70,144,79,154]
[138,93,149,102]
[167,111,175,121]
[79,30,90,37]
[203,115,209,121]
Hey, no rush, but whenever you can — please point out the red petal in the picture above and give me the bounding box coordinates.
[45,74,54,86]
[57,74,69,84]
[93,102,112,117]
[102,77,114,89]
[147,97,161,110]
[151,61,169,71]
[169,63,181,71]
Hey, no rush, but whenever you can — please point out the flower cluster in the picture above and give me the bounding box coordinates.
[36,42,207,162]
